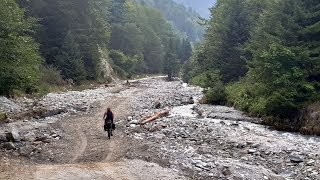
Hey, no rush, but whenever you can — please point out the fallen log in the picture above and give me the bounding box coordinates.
[140,110,169,125]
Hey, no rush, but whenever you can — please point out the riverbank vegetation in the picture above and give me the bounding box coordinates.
[183,0,320,134]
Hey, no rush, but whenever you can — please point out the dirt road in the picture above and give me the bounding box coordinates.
[0,92,186,180]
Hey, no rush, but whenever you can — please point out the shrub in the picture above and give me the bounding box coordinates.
[40,65,65,86]
[190,70,226,105]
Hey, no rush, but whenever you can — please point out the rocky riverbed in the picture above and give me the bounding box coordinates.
[0,77,319,180]
[121,78,320,180]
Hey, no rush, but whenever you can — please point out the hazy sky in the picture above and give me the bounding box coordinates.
[173,0,216,18]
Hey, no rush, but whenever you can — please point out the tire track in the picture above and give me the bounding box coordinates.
[70,123,88,163]
[70,97,127,163]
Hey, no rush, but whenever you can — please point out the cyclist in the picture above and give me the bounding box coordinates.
[103,108,114,139]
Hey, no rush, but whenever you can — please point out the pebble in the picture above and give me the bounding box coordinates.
[248,149,257,154]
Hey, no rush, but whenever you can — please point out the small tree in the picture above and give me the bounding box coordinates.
[163,52,180,81]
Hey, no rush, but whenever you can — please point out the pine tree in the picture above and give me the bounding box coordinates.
[55,32,86,84]
[163,39,180,80]
[202,0,268,82]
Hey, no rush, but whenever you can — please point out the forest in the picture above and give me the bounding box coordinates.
[0,0,319,134]
[0,0,194,95]
[183,0,320,134]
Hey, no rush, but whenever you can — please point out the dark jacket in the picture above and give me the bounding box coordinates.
[104,110,114,124]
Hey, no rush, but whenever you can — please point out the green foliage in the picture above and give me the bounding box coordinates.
[40,65,65,86]
[185,0,320,133]
[190,70,226,104]
[19,0,111,81]
[0,0,42,96]
[163,52,180,80]
[55,32,86,84]
[109,50,146,78]
[109,0,188,75]
[196,0,269,82]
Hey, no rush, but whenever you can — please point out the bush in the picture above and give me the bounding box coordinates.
[40,65,66,86]
[190,70,227,105]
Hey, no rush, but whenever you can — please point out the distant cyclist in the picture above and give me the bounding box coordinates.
[103,108,114,139]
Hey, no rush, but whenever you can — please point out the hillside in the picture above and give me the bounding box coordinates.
[136,0,205,42]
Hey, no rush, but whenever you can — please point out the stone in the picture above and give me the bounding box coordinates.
[222,167,232,176]
[252,143,260,148]
[306,159,315,166]
[127,116,133,121]
[19,145,36,156]
[5,129,21,142]
[154,102,161,109]
[236,142,246,149]
[279,170,294,178]
[23,132,36,142]
[289,154,304,163]
[130,120,139,124]
[3,142,16,150]
[248,149,257,154]
[188,97,195,104]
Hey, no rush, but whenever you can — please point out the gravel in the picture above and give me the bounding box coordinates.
[0,77,319,180]
[122,78,320,180]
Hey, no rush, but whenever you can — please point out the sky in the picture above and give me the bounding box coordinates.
[173,0,216,18]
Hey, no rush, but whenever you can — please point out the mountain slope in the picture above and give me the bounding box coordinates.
[136,0,205,42]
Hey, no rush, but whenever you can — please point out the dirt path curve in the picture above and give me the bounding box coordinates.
[0,90,186,180]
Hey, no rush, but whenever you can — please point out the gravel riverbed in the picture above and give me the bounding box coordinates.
[0,77,319,180]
